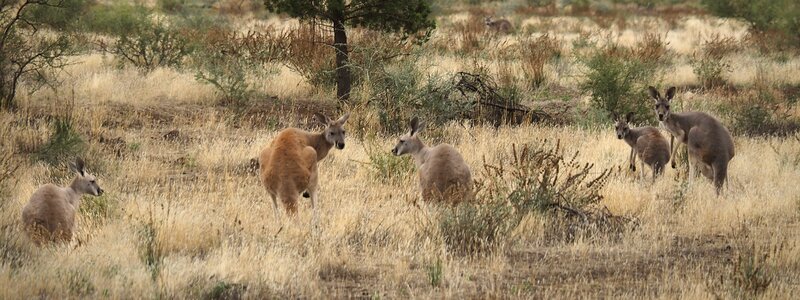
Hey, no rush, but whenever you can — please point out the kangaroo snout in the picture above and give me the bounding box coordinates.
[336,142,345,149]
[658,114,664,121]
[391,147,398,155]
[96,188,104,196]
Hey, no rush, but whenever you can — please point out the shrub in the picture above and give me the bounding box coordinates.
[365,60,478,133]
[80,193,118,223]
[284,23,336,89]
[430,141,614,256]
[157,0,186,13]
[730,244,773,297]
[633,32,670,66]
[192,28,287,105]
[362,138,414,184]
[723,76,800,136]
[81,2,151,36]
[138,220,162,281]
[100,16,192,72]
[368,60,424,134]
[702,0,800,49]
[451,14,486,55]
[519,34,562,89]
[579,45,657,124]
[0,1,74,110]
[690,35,738,88]
[426,258,443,288]
[25,0,91,31]
[34,117,86,167]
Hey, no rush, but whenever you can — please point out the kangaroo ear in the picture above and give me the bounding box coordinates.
[648,86,660,101]
[334,113,350,125]
[625,112,634,123]
[409,117,425,135]
[665,87,676,100]
[611,112,620,122]
[71,158,85,176]
[314,113,331,125]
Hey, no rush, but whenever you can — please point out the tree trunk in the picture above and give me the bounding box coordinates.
[332,19,351,102]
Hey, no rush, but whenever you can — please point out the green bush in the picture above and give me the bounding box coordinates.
[103,17,192,72]
[1,2,74,110]
[703,0,800,50]
[158,0,186,13]
[191,29,286,105]
[80,193,118,223]
[690,35,738,88]
[723,81,800,136]
[81,2,150,36]
[34,117,86,167]
[369,61,424,134]
[579,46,657,124]
[426,258,444,288]
[25,0,91,31]
[432,141,613,256]
[363,138,414,184]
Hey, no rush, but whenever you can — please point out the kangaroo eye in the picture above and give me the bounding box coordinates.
[90,180,96,184]
[666,105,670,109]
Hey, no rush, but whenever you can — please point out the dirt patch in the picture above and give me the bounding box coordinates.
[498,234,735,297]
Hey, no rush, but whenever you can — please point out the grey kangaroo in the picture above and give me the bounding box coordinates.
[649,86,735,194]
[614,112,670,182]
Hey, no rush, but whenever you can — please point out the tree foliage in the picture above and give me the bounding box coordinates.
[0,0,76,110]
[263,0,435,101]
[702,0,800,47]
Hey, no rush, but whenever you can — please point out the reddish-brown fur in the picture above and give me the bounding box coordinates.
[260,128,323,214]
[259,113,349,219]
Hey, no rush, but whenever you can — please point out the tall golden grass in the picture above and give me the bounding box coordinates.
[1,4,799,299]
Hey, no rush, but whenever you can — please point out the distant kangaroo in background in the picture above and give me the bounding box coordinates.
[485,17,513,34]
[614,112,670,183]
[649,86,735,194]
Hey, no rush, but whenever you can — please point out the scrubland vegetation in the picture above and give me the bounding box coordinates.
[1,0,799,298]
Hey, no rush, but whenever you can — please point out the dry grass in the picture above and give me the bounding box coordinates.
[1,103,799,297]
[1,3,800,299]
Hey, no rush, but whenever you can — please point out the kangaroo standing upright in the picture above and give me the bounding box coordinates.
[259,113,349,225]
[614,112,670,183]
[649,86,735,194]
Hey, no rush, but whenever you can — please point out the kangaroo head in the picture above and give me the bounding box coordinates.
[315,112,350,150]
[392,117,425,156]
[484,17,493,25]
[648,86,676,122]
[614,112,634,139]
[69,158,103,196]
